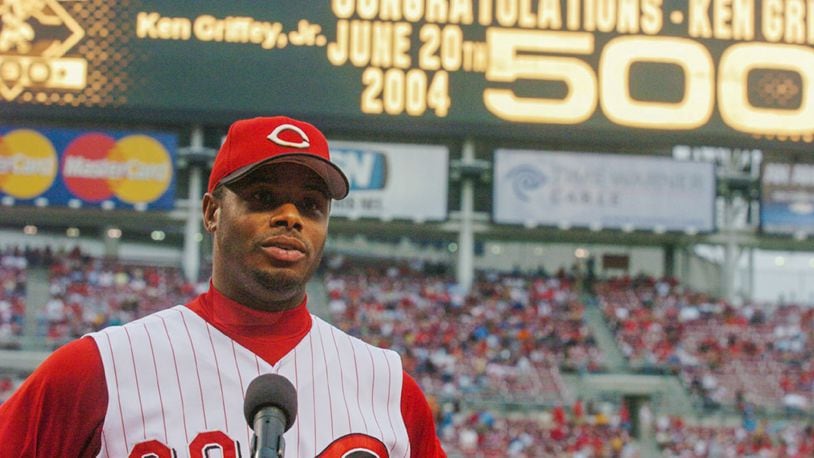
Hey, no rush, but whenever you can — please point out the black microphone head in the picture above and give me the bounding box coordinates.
[244,373,298,431]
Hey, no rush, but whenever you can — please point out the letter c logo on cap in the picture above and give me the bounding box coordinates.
[267,124,310,149]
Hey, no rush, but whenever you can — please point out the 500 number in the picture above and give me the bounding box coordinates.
[484,29,814,137]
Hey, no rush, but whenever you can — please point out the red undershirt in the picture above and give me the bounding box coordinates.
[0,286,445,457]
[186,283,314,367]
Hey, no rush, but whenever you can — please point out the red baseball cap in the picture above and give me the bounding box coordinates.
[208,116,349,199]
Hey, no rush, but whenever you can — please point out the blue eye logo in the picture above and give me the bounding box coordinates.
[505,165,545,202]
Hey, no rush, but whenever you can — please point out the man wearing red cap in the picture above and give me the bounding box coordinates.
[0,116,447,457]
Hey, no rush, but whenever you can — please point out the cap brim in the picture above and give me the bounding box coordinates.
[218,153,349,200]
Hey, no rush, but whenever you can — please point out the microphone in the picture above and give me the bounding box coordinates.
[243,374,298,458]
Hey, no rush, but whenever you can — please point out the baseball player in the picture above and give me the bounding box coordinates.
[0,116,447,457]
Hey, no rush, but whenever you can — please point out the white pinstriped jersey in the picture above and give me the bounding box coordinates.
[88,305,410,458]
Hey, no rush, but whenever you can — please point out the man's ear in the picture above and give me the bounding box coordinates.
[202,192,220,233]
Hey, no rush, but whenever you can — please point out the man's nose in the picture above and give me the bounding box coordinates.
[270,202,304,230]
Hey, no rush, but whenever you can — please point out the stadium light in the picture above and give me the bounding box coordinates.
[107,228,122,239]
[66,227,80,237]
[23,225,37,235]
[151,230,166,241]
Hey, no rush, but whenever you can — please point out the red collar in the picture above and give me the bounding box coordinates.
[185,282,312,365]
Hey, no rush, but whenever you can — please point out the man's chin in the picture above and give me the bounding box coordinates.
[251,269,305,300]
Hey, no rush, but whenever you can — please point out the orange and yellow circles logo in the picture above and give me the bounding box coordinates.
[62,134,172,204]
[0,130,58,199]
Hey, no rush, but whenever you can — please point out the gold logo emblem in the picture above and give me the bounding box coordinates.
[0,0,86,101]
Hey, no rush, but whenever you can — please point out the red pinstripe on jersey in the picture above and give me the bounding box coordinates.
[144,323,170,443]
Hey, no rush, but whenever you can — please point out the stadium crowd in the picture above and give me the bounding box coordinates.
[39,247,203,348]
[438,399,639,457]
[0,248,27,349]
[655,414,814,458]
[598,275,814,412]
[323,255,605,403]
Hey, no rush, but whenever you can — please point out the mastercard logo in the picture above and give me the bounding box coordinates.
[62,133,172,204]
[0,129,59,199]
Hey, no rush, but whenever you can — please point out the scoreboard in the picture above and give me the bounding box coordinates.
[1,0,812,147]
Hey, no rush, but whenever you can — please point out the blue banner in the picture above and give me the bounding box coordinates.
[0,126,177,211]
[761,162,814,235]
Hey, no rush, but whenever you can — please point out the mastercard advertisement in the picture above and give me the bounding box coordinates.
[0,126,176,210]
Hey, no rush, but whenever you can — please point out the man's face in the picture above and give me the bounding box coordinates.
[203,162,330,311]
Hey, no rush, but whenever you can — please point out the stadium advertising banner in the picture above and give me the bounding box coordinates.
[760,160,814,235]
[2,1,813,146]
[493,149,716,232]
[329,141,448,221]
[0,125,177,210]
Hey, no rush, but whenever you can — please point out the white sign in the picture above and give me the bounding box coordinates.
[494,149,715,232]
[329,141,448,221]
